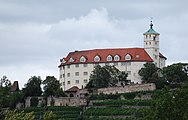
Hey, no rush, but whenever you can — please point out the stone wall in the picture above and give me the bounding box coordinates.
[47,97,86,107]
[97,83,156,94]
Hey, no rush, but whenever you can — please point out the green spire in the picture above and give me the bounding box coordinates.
[143,20,159,35]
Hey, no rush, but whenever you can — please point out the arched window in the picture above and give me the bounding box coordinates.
[80,56,86,62]
[69,57,74,62]
[94,55,100,62]
[107,55,113,61]
[125,54,132,60]
[114,55,120,61]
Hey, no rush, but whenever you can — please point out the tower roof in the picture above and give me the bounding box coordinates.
[143,21,160,35]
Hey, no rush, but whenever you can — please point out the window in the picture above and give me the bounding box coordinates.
[75,72,79,76]
[114,62,118,66]
[149,42,151,45]
[94,55,100,62]
[105,63,109,66]
[84,79,88,83]
[107,55,112,61]
[125,54,132,60]
[62,82,65,85]
[67,81,70,84]
[114,55,120,61]
[155,49,157,52]
[75,80,79,84]
[75,64,79,68]
[83,64,88,67]
[63,74,65,78]
[155,55,158,59]
[83,72,88,76]
[121,62,131,66]
[69,57,74,62]
[67,65,70,69]
[80,56,86,62]
[60,75,62,79]
[67,73,70,77]
[121,62,126,66]
[127,62,131,66]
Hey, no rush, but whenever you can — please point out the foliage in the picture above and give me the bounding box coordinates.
[86,65,128,89]
[89,92,138,100]
[0,76,12,108]
[138,62,160,83]
[23,76,42,97]
[43,111,56,120]
[19,106,80,120]
[92,99,152,106]
[30,97,39,107]
[43,76,65,97]
[4,110,35,120]
[145,83,188,120]
[9,91,24,109]
[162,63,188,83]
[0,76,11,87]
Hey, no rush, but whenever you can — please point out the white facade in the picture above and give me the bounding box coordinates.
[59,61,147,90]
[59,22,167,90]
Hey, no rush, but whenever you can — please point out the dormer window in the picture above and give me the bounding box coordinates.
[107,55,112,61]
[114,55,120,61]
[80,56,86,62]
[94,55,100,62]
[125,54,132,60]
[69,57,74,62]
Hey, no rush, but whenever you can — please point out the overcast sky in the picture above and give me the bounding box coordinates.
[0,0,188,88]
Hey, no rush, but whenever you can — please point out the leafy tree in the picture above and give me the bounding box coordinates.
[86,65,127,89]
[23,76,42,97]
[138,62,160,83]
[9,91,24,109]
[162,63,188,84]
[4,110,35,120]
[43,76,65,97]
[0,76,11,108]
[146,83,188,120]
[30,97,39,107]
[0,76,11,87]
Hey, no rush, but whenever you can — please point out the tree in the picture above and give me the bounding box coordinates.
[86,65,127,89]
[0,76,11,87]
[162,63,188,84]
[23,76,42,97]
[138,62,160,83]
[0,76,11,108]
[145,82,188,120]
[43,76,65,97]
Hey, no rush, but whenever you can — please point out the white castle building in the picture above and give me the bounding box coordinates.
[58,21,167,90]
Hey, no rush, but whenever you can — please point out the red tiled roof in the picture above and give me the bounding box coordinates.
[65,86,80,92]
[59,48,153,67]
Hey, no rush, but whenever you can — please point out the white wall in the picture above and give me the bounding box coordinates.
[59,61,146,90]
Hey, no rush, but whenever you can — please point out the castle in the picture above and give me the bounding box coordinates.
[58,21,167,90]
